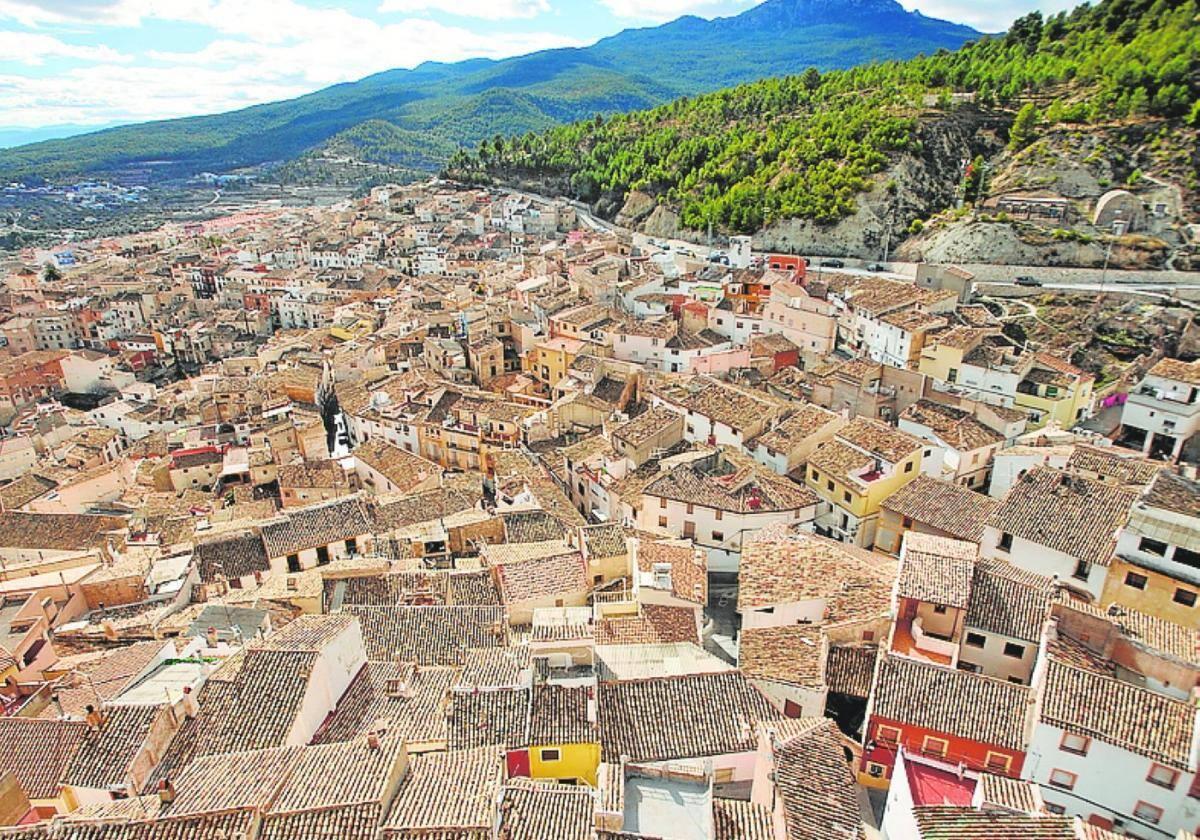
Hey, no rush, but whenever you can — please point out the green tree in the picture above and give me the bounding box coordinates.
[41,261,61,283]
[1008,103,1040,151]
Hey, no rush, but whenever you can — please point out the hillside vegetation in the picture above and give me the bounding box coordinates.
[0,0,977,185]
[449,0,1200,234]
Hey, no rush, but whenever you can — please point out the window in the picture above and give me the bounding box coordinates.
[686,503,694,514]
[965,632,986,648]
[904,462,914,473]
[998,532,1013,552]
[932,604,948,614]
[902,516,913,528]
[540,748,561,762]
[714,510,723,521]
[1045,803,1066,815]
[658,517,667,528]
[711,531,724,542]
[1048,769,1077,790]
[1007,676,1024,685]
[1060,733,1090,756]
[826,480,834,492]
[1125,571,1148,590]
[1003,642,1025,659]
[862,630,875,642]
[843,491,852,504]
[1072,560,1090,581]
[1175,546,1200,569]
[659,497,667,508]
[865,761,887,779]
[1147,764,1179,790]
[921,736,948,758]
[985,752,1011,773]
[1139,536,1169,556]
[1174,588,1197,608]
[875,725,901,746]
[1133,801,1163,825]
[810,469,820,482]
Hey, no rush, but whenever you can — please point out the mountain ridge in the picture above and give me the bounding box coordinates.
[0,0,979,185]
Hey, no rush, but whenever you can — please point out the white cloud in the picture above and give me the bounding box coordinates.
[379,0,549,20]
[899,1,1078,32]
[0,30,129,64]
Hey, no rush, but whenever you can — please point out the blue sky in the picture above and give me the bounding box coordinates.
[0,0,1079,140]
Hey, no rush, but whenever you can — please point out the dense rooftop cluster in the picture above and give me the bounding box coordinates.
[0,183,1196,839]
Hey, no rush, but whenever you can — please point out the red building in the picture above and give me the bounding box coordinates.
[860,654,1031,788]
[766,254,807,279]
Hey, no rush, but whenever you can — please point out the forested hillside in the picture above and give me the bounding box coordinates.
[449,0,1200,235]
[0,0,977,185]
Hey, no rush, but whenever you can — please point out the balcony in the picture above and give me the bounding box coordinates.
[892,616,956,667]
[1127,388,1200,417]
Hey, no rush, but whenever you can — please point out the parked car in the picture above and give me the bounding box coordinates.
[866,262,886,272]
[1014,275,1043,287]
[820,259,845,268]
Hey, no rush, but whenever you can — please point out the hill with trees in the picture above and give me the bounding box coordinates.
[0,0,978,186]
[449,0,1200,251]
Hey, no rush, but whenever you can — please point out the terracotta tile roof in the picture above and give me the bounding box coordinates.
[1041,658,1196,769]
[1065,445,1161,487]
[496,779,595,840]
[580,523,627,560]
[1148,356,1200,385]
[825,646,878,699]
[166,743,302,817]
[987,468,1136,566]
[343,605,507,664]
[0,717,90,798]
[751,403,840,455]
[381,746,502,835]
[192,528,269,584]
[261,495,374,557]
[912,808,1078,838]
[0,473,57,509]
[713,799,773,840]
[836,417,925,463]
[61,704,160,790]
[373,485,482,531]
[897,533,977,608]
[195,648,317,755]
[458,646,530,688]
[881,476,1000,542]
[482,540,574,567]
[259,613,355,651]
[313,662,457,746]
[268,735,406,813]
[0,511,126,551]
[644,450,816,514]
[662,379,785,434]
[529,684,597,745]
[446,687,531,750]
[496,551,589,603]
[977,773,1041,815]
[276,458,351,489]
[1142,469,1200,517]
[870,655,1031,751]
[325,571,451,608]
[739,623,824,687]
[595,604,700,646]
[49,641,166,716]
[260,802,382,840]
[448,570,503,606]
[636,538,707,605]
[354,440,443,494]
[738,528,895,624]
[501,510,569,543]
[965,559,1056,643]
[611,406,683,448]
[598,671,781,762]
[771,717,865,840]
[900,400,1003,452]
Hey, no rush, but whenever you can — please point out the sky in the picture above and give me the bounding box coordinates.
[0,0,1080,142]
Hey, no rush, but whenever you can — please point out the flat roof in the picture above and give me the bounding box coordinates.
[623,771,712,839]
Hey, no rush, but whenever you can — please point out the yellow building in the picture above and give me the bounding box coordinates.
[330,317,375,342]
[525,684,601,786]
[1101,556,1199,627]
[523,337,586,392]
[1014,354,1094,429]
[805,418,925,548]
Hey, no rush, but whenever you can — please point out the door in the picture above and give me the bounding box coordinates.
[783,699,803,718]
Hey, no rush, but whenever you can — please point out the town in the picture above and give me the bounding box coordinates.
[0,181,1195,840]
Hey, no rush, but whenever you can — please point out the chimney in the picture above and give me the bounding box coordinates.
[181,685,200,719]
[84,704,104,730]
[50,693,65,719]
[102,621,117,641]
[157,779,176,804]
[366,730,382,751]
[205,626,219,647]
[586,698,597,725]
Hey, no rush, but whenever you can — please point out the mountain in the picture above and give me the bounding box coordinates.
[451,0,1199,265]
[0,0,979,185]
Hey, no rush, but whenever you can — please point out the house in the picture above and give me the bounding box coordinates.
[747,402,845,476]
[981,468,1137,601]
[167,446,224,491]
[875,475,1001,555]
[638,449,818,574]
[1102,471,1200,625]
[610,406,685,468]
[277,458,352,508]
[493,550,591,625]
[957,558,1055,685]
[805,417,928,547]
[0,717,90,814]
[1014,353,1094,430]
[59,703,184,808]
[651,377,786,450]
[353,439,443,496]
[898,399,1005,490]
[860,654,1032,788]
[261,494,375,572]
[525,684,600,786]
[1119,357,1200,461]
[760,280,839,361]
[192,528,271,595]
[888,533,977,670]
